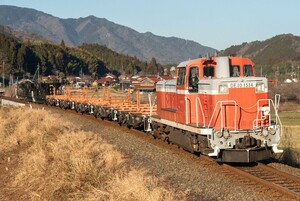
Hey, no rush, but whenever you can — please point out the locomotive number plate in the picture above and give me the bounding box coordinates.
[229,82,255,88]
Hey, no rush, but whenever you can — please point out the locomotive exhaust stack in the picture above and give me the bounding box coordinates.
[216,56,230,78]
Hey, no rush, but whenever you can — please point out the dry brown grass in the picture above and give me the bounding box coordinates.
[0,107,186,201]
[0,107,71,152]
[279,126,300,165]
[281,126,300,149]
[89,169,186,201]
[85,167,185,201]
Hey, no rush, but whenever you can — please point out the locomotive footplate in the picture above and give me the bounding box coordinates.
[218,148,273,163]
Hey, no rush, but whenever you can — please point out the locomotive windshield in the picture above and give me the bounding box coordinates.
[203,66,214,78]
[188,66,199,92]
[243,65,254,76]
[177,67,186,86]
[230,65,240,77]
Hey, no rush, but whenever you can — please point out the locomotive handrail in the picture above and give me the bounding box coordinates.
[208,100,237,131]
[275,94,280,110]
[195,97,205,127]
[185,97,189,124]
[254,99,275,128]
[239,102,257,110]
[253,98,282,136]
[254,99,271,129]
[274,95,282,137]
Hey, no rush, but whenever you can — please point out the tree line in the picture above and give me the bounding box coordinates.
[0,33,164,79]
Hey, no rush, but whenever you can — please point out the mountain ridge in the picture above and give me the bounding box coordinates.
[0,5,216,64]
[220,34,300,65]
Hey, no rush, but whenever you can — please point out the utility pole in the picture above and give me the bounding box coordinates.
[275,66,279,86]
[260,66,262,77]
[2,61,4,88]
[38,63,40,83]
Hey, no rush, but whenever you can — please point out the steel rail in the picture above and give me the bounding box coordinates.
[222,163,300,200]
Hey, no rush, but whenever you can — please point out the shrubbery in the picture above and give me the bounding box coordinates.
[269,82,300,103]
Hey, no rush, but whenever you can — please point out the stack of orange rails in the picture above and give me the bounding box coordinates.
[47,86,157,116]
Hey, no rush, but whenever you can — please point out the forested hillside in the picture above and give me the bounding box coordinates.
[220,34,300,80]
[0,27,163,79]
[0,33,106,77]
[79,44,163,75]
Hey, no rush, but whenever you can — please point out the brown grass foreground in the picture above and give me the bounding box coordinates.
[0,107,186,201]
[279,126,300,166]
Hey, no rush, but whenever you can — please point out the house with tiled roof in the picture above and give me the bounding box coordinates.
[132,75,173,93]
[119,73,131,91]
[97,77,114,86]
[159,75,174,80]
[105,73,117,80]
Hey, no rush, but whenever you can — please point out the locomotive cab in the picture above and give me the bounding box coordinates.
[154,56,282,162]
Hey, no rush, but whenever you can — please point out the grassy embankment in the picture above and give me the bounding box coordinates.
[278,102,300,148]
[277,102,300,166]
[279,125,300,166]
[0,107,186,201]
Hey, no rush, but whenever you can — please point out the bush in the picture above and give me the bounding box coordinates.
[0,107,186,201]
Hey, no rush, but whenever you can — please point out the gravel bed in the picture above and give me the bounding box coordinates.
[46,107,286,201]
[268,162,300,177]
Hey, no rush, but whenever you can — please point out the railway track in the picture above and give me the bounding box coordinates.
[221,163,300,200]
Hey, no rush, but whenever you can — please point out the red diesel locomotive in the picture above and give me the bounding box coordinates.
[152,56,282,162]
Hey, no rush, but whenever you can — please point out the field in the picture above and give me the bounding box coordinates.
[279,111,300,126]
[278,101,300,126]
[279,102,300,148]
[0,107,186,201]
[276,101,300,166]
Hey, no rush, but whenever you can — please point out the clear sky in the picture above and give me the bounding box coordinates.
[1,0,299,50]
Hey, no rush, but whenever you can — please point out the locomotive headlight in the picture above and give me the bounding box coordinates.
[219,84,228,94]
[256,83,265,93]
[269,127,276,135]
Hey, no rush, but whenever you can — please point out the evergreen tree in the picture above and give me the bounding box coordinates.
[60,40,65,47]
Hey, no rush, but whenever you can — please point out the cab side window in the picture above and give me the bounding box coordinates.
[203,66,214,78]
[230,65,240,77]
[177,67,186,86]
[188,66,199,93]
[243,65,253,77]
